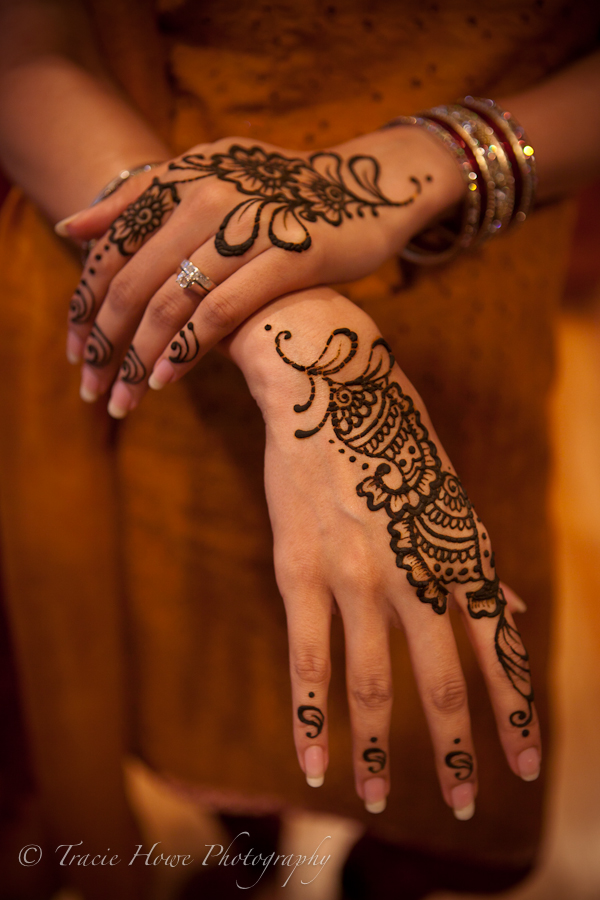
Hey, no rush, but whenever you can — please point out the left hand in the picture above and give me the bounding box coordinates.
[59,127,464,413]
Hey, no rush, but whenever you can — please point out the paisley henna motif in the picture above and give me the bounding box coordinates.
[275,329,534,729]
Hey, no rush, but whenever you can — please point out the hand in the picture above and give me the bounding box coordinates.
[228,287,540,818]
[60,128,464,412]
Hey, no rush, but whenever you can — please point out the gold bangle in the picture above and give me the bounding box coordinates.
[462,96,536,224]
[385,115,482,265]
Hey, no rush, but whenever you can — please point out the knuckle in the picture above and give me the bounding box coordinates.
[430,677,468,714]
[293,652,330,685]
[352,676,393,710]
[148,293,185,331]
[202,293,238,332]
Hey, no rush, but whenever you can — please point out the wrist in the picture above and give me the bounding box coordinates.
[228,288,380,420]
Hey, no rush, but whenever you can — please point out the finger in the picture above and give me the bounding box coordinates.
[147,246,314,391]
[282,585,332,790]
[342,601,393,815]
[56,165,167,242]
[401,601,477,820]
[500,580,527,615]
[105,239,270,417]
[456,582,541,783]
[67,175,182,367]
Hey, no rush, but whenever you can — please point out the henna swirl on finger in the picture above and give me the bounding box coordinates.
[445,750,474,781]
[363,747,387,773]
[297,705,324,739]
[275,329,535,730]
[108,179,180,257]
[121,345,147,385]
[168,322,200,364]
[84,323,113,368]
[69,279,95,324]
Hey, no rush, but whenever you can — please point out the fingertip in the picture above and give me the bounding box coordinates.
[55,212,83,237]
[517,747,540,782]
[304,745,325,788]
[149,358,175,390]
[364,778,387,814]
[451,782,475,820]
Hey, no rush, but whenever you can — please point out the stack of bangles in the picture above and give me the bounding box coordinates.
[387,96,537,265]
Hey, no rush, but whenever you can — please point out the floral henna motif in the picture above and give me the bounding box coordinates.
[275,329,534,729]
[108,179,180,256]
[169,145,423,256]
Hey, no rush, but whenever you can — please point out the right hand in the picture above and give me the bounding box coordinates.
[228,287,540,819]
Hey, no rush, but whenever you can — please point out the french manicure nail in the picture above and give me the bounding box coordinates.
[55,211,84,237]
[80,369,100,403]
[517,747,540,782]
[451,782,475,820]
[149,358,175,391]
[107,382,132,420]
[304,746,324,788]
[364,778,387,814]
[66,332,83,365]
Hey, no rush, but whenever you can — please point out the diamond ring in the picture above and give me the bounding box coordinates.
[176,259,217,295]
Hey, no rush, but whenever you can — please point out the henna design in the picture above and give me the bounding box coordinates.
[168,145,423,256]
[108,178,180,256]
[84,322,113,368]
[168,322,200,364]
[120,345,147,385]
[363,747,387,773]
[297,706,325,738]
[276,329,534,729]
[69,278,95,324]
[445,750,474,781]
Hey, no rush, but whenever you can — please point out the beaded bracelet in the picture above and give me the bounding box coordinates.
[386,98,536,265]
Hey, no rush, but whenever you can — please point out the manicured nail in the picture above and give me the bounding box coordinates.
[55,211,84,237]
[451,782,475,820]
[80,369,100,403]
[364,778,387,814]
[107,382,132,419]
[512,597,527,614]
[66,331,83,365]
[304,746,324,788]
[149,358,175,391]
[517,747,540,782]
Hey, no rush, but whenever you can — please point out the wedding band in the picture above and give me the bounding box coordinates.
[176,259,217,295]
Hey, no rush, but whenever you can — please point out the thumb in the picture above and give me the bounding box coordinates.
[54,165,166,241]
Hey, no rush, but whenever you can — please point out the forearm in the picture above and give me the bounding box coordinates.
[501,50,600,203]
[0,0,169,221]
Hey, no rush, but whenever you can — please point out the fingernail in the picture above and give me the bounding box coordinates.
[55,211,84,237]
[107,382,132,419]
[304,746,324,788]
[517,747,540,782]
[66,331,83,365]
[364,778,387,814]
[80,369,100,403]
[149,358,175,391]
[513,597,527,614]
[451,783,475,820]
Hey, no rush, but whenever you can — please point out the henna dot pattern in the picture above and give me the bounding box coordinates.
[169,322,200,364]
[264,324,272,331]
[297,705,324,738]
[309,692,315,698]
[274,328,534,730]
